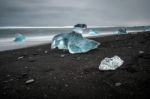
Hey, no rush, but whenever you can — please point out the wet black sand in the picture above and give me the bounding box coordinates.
[0,32,150,99]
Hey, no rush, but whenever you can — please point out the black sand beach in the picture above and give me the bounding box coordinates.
[0,32,150,99]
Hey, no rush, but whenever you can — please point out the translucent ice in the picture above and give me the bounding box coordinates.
[73,24,87,34]
[99,56,124,70]
[88,29,97,35]
[73,25,97,35]
[14,33,25,42]
[68,38,100,54]
[74,24,87,29]
[145,29,150,32]
[51,32,83,50]
[144,26,150,32]
[51,32,100,54]
[116,27,127,34]
[73,27,84,34]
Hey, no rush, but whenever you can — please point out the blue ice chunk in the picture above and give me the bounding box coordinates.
[51,32,100,54]
[51,32,83,50]
[73,28,97,35]
[14,33,25,42]
[145,28,150,32]
[73,24,97,35]
[117,27,127,34]
[144,26,150,32]
[68,38,100,54]
[74,24,87,29]
[88,29,97,35]
[51,33,68,50]
[73,24,87,34]
[73,27,84,34]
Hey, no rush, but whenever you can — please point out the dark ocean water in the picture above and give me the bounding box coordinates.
[0,26,148,38]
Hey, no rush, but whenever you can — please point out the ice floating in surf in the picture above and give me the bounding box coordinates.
[145,29,150,32]
[118,27,127,34]
[114,27,127,34]
[99,56,124,70]
[73,24,87,34]
[144,27,150,32]
[14,33,25,42]
[88,29,97,35]
[51,31,100,54]
[73,24,97,35]
[74,24,87,29]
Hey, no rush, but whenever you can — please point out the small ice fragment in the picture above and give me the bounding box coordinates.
[73,24,87,34]
[88,29,97,35]
[99,56,124,70]
[74,24,87,29]
[14,33,25,42]
[145,28,150,32]
[115,27,127,34]
[118,27,127,34]
[51,32,100,54]
[144,26,150,32]
[25,79,35,84]
[73,24,97,35]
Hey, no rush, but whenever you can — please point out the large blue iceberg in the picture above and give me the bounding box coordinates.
[51,32,100,54]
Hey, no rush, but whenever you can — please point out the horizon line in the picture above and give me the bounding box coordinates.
[0,25,149,29]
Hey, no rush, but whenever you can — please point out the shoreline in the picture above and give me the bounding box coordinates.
[0,31,148,52]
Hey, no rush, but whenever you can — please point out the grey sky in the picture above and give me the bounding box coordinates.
[0,0,150,26]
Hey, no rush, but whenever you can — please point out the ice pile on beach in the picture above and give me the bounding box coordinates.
[99,56,124,70]
[73,24,97,35]
[14,33,25,42]
[51,31,100,54]
[115,27,127,34]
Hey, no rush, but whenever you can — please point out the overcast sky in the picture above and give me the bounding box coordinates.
[0,0,150,26]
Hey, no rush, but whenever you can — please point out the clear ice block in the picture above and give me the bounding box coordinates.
[51,32,100,54]
[14,33,25,42]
